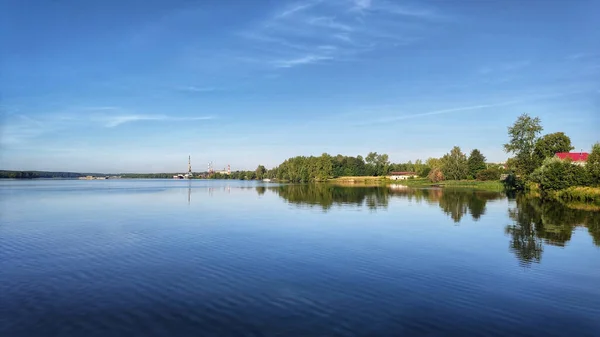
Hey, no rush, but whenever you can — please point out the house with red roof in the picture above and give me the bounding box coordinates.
[389,171,419,180]
[555,152,589,166]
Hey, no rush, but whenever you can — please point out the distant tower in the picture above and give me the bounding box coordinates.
[227,164,231,175]
[188,155,192,174]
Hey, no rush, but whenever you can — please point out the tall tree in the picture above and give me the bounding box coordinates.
[587,142,600,185]
[533,132,574,166]
[255,165,267,180]
[467,149,487,178]
[504,113,543,176]
[441,146,469,180]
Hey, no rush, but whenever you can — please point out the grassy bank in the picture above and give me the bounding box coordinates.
[551,187,600,206]
[330,176,505,191]
[328,176,387,185]
[394,178,504,191]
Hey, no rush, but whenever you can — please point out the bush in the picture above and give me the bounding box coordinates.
[534,157,591,191]
[428,168,444,183]
[476,168,501,181]
[503,173,525,191]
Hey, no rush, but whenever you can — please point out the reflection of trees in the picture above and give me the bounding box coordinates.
[268,184,390,211]
[506,195,600,266]
[268,185,504,220]
[255,186,266,195]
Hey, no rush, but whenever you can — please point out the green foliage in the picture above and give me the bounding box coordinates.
[503,173,525,191]
[426,157,442,169]
[440,146,469,180]
[468,149,487,177]
[419,167,431,178]
[476,167,501,181]
[331,154,367,177]
[533,132,573,166]
[504,113,543,176]
[365,152,390,176]
[554,187,600,205]
[531,157,591,191]
[255,165,267,180]
[587,142,600,185]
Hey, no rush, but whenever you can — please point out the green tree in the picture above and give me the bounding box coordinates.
[426,157,442,170]
[468,149,487,178]
[441,146,469,180]
[504,113,543,176]
[533,132,574,166]
[476,168,501,181]
[586,142,600,185]
[255,165,267,180]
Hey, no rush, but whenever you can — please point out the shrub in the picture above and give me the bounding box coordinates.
[428,168,444,183]
[535,157,591,191]
[503,173,524,191]
[476,168,501,181]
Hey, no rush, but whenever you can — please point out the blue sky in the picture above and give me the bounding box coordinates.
[1,0,599,173]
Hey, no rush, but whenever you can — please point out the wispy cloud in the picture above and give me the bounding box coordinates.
[102,115,214,127]
[176,86,217,93]
[275,1,319,19]
[1,114,52,145]
[353,0,372,10]
[239,0,448,69]
[357,90,588,126]
[274,55,333,68]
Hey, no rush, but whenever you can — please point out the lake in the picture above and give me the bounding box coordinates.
[1,180,599,337]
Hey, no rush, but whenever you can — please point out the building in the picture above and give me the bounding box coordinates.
[388,171,419,180]
[555,152,589,166]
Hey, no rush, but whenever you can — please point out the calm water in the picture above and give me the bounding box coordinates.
[1,180,599,337]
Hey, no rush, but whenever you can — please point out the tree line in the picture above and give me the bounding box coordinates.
[209,148,502,183]
[0,170,101,179]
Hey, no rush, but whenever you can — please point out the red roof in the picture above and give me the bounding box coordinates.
[390,171,418,175]
[555,152,589,161]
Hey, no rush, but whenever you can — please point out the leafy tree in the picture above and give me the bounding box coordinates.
[476,168,501,181]
[441,146,469,180]
[533,132,574,166]
[587,142,600,185]
[426,157,442,170]
[255,165,267,180]
[504,113,543,176]
[531,157,591,191]
[468,149,487,178]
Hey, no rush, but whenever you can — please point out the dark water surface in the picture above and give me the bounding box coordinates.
[1,180,599,337]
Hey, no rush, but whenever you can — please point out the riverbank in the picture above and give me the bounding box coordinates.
[393,178,505,192]
[329,177,505,192]
[546,187,600,211]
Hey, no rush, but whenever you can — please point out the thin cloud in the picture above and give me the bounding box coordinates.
[358,90,588,126]
[103,115,214,127]
[239,0,447,70]
[274,55,333,68]
[353,0,372,10]
[177,86,217,93]
[276,1,318,19]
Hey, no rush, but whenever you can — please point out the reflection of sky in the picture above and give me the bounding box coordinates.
[2,180,596,267]
[2,180,600,336]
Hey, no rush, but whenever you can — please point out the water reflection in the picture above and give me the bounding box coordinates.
[506,194,600,265]
[264,184,504,223]
[262,184,600,266]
